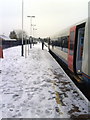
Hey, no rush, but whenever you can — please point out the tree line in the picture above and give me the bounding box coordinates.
[9,30,28,40]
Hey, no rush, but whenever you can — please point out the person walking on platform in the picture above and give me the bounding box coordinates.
[29,36,32,48]
[48,37,50,50]
[42,41,44,50]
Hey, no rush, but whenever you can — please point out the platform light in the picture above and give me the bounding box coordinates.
[27,16,35,36]
[27,16,35,55]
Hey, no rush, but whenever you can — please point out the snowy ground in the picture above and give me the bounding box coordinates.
[0,43,89,118]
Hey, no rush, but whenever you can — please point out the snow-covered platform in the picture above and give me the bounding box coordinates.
[0,43,89,118]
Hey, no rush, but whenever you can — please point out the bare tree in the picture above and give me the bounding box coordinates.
[9,31,17,39]
[9,30,28,40]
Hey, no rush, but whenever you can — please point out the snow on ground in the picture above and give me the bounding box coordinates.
[0,43,89,118]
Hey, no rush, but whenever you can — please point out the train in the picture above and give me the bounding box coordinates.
[47,19,90,84]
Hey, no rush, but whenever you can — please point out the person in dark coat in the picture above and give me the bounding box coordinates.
[48,37,50,50]
[42,41,44,50]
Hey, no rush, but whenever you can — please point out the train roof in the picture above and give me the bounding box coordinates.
[51,18,87,40]
[55,28,69,37]
[74,18,87,26]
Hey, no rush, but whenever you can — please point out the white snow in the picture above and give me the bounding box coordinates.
[0,43,89,118]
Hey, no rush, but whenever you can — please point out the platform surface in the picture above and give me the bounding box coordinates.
[0,43,89,118]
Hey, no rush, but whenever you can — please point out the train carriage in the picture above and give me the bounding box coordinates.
[49,19,90,83]
[82,21,90,82]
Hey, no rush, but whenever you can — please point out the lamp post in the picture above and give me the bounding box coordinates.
[33,28,37,36]
[32,24,36,43]
[32,27,37,45]
[21,0,24,56]
[27,16,35,37]
[27,16,35,54]
[32,24,36,36]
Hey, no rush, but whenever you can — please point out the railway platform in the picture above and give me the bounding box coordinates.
[0,43,89,118]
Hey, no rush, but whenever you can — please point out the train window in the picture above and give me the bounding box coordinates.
[76,27,85,73]
[70,31,75,55]
[77,27,85,60]
[61,36,68,48]
[81,37,84,45]
[64,36,68,48]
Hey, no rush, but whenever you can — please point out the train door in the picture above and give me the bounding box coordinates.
[76,27,85,74]
[68,26,76,72]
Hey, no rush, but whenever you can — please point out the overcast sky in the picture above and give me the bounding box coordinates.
[0,0,89,38]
